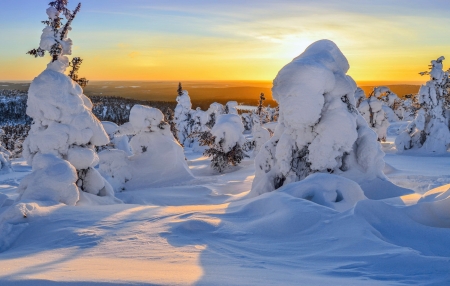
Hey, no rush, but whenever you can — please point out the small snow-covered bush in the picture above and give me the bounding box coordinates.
[250,40,411,199]
[195,114,246,172]
[396,56,450,153]
[358,95,389,141]
[100,105,193,190]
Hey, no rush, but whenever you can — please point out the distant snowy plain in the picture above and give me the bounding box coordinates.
[0,123,450,285]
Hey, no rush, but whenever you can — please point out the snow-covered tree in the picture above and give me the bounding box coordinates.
[358,95,389,142]
[354,87,366,108]
[0,129,12,174]
[18,1,118,205]
[250,40,411,199]
[165,107,179,143]
[224,101,239,115]
[205,102,224,129]
[99,105,193,191]
[370,86,402,122]
[196,114,246,172]
[396,56,450,153]
[401,94,418,121]
[174,88,194,147]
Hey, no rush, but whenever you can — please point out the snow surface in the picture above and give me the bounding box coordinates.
[1,120,450,285]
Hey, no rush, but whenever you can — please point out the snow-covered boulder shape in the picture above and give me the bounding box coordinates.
[279,173,366,212]
[17,154,79,205]
[395,57,450,153]
[225,101,239,115]
[358,95,389,141]
[174,90,193,146]
[250,40,412,200]
[100,105,193,190]
[21,56,118,204]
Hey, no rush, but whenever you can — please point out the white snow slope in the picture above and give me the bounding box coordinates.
[0,124,450,285]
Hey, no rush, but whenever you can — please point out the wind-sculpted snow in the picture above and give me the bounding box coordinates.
[251,40,411,199]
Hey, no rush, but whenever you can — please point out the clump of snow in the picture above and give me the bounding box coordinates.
[99,105,193,191]
[250,40,411,199]
[395,57,450,153]
[358,94,389,141]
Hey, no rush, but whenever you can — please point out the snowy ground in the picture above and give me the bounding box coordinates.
[1,124,450,285]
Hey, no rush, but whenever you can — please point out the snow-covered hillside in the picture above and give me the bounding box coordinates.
[1,122,450,285]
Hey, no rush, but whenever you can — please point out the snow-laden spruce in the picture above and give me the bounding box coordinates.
[375,86,403,121]
[0,129,12,174]
[99,105,193,191]
[19,1,119,205]
[358,95,389,141]
[174,89,194,147]
[197,114,247,172]
[395,56,450,153]
[250,40,412,199]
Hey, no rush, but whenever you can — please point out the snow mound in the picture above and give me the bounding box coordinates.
[278,173,366,212]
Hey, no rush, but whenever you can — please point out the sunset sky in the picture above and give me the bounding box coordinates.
[1,0,450,83]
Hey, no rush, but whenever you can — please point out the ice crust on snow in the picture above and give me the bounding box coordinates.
[251,40,411,199]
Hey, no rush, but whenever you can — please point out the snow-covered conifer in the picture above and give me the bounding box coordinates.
[224,101,239,115]
[358,95,389,141]
[174,86,194,147]
[165,107,179,142]
[0,129,12,174]
[19,0,118,205]
[99,105,193,191]
[250,40,411,199]
[205,102,224,129]
[197,114,246,172]
[354,87,366,108]
[396,57,450,153]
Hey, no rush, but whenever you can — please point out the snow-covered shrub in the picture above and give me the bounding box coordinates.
[174,89,194,147]
[99,121,132,155]
[165,107,179,143]
[252,125,270,155]
[241,112,253,132]
[196,114,246,172]
[0,129,12,174]
[20,1,118,205]
[99,105,193,190]
[401,94,418,121]
[250,40,411,199]
[395,56,450,153]
[358,95,389,141]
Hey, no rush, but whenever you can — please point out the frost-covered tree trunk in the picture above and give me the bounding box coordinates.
[250,40,411,200]
[18,1,118,205]
[395,57,450,153]
[358,95,389,141]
